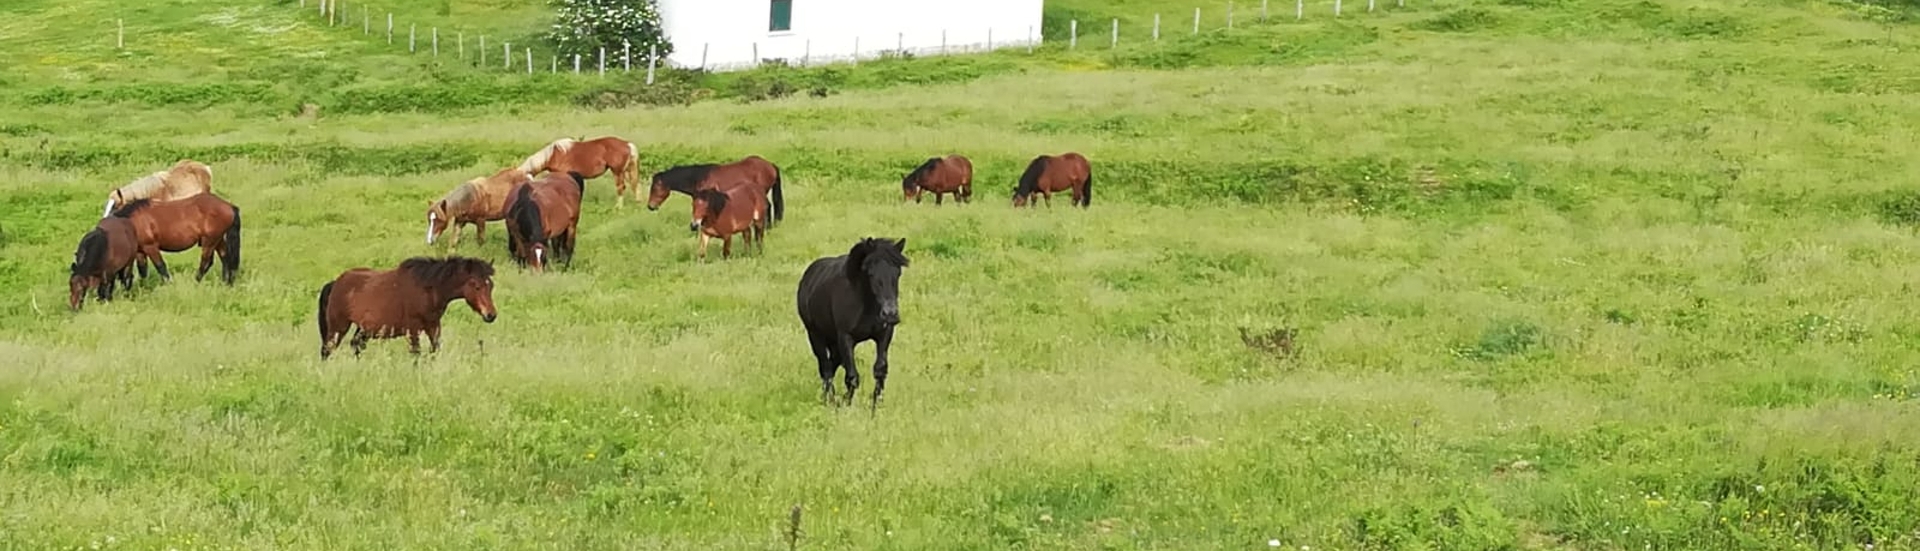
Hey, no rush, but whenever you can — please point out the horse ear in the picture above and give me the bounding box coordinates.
[893,238,907,251]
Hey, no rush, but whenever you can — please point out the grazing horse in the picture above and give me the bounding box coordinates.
[795,237,910,411]
[517,136,641,206]
[316,256,498,359]
[428,166,534,250]
[502,171,585,273]
[644,155,786,226]
[111,194,242,285]
[103,159,213,218]
[688,186,768,261]
[1012,152,1093,208]
[67,217,140,311]
[902,155,974,205]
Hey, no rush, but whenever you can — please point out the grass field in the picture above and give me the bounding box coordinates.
[5,0,1920,549]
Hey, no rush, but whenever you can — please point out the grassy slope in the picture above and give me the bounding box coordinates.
[5,0,1920,549]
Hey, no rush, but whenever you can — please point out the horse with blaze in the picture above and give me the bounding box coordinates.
[795,237,910,411]
[503,171,585,272]
[315,256,498,359]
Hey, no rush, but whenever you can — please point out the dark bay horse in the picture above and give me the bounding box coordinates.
[795,237,910,411]
[688,186,768,261]
[645,155,785,225]
[68,217,140,311]
[503,171,584,273]
[902,155,973,205]
[1012,152,1093,208]
[316,256,498,359]
[111,195,242,285]
[517,136,641,206]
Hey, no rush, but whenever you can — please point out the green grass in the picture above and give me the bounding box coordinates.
[5,0,1920,549]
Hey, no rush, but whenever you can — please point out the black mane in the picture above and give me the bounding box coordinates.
[565,170,587,192]
[848,237,910,278]
[1014,155,1050,197]
[110,198,156,218]
[903,157,940,191]
[398,256,494,285]
[70,227,108,276]
[653,164,718,194]
[507,184,546,261]
[693,188,730,219]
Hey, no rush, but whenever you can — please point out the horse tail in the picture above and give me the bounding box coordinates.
[770,164,786,223]
[625,142,641,189]
[316,281,336,347]
[1082,167,1093,207]
[222,205,242,279]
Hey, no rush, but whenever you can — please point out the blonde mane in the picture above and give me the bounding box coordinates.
[517,138,577,174]
[437,182,481,214]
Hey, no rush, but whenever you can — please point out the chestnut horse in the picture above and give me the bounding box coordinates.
[1012,152,1093,209]
[517,136,641,206]
[688,186,769,261]
[428,166,534,250]
[103,159,212,218]
[67,217,140,311]
[502,171,585,273]
[316,256,498,359]
[902,155,973,205]
[644,155,785,226]
[110,195,242,285]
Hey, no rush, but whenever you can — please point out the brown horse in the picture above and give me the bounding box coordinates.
[688,186,768,261]
[67,217,140,311]
[502,171,585,273]
[316,256,498,359]
[902,155,974,205]
[110,194,242,285]
[1012,152,1093,208]
[517,136,641,206]
[645,156,785,226]
[103,159,213,218]
[427,166,534,250]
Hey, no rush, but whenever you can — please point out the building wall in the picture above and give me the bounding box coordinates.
[656,0,1045,71]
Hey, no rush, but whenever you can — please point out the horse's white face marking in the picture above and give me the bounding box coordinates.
[535,248,544,265]
[426,212,437,244]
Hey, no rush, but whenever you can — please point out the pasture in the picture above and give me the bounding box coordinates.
[3,0,1920,549]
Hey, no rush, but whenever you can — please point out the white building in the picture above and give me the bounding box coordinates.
[655,0,1046,71]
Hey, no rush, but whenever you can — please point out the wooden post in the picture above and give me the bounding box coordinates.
[1193,8,1201,34]
[116,19,123,49]
[1027,26,1034,53]
[1069,20,1077,48]
[1154,14,1161,40]
[386,13,392,44]
[624,41,631,72]
[1110,18,1118,48]
[701,43,709,69]
[409,24,415,52]
[1263,0,1270,20]
[1335,0,1343,16]
[1228,1,1235,29]
[852,37,859,63]
[432,28,438,57]
[363,6,368,35]
[1297,0,1305,19]
[480,36,486,65]
[804,39,812,63]
[646,44,657,83]
[526,48,532,75]
[598,47,605,75]
[573,54,581,73]
[504,42,511,69]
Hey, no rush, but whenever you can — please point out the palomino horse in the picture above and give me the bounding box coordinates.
[110,195,242,285]
[316,256,498,359]
[68,217,140,311]
[902,155,974,205]
[428,166,534,250]
[645,155,786,226]
[1012,152,1093,209]
[517,136,641,206]
[688,186,768,261]
[103,159,213,218]
[795,237,910,411]
[502,171,585,273]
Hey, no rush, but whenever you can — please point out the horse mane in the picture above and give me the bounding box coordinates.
[518,138,576,173]
[116,170,170,196]
[509,185,546,247]
[693,189,730,219]
[110,198,156,218]
[439,183,479,213]
[846,237,910,281]
[398,256,495,287]
[903,157,941,191]
[1015,155,1051,196]
[653,164,717,193]
[70,227,108,276]
[565,171,586,193]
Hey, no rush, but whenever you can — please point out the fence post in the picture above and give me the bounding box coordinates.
[987,28,994,50]
[526,48,532,75]
[1193,8,1200,34]
[504,42,510,69]
[1154,13,1161,40]
[1069,20,1076,49]
[551,55,557,73]
[1335,0,1343,16]
[753,42,760,63]
[1263,0,1270,20]
[896,32,902,54]
[624,41,631,72]
[1369,0,1376,12]
[598,47,605,75]
[804,39,812,64]
[480,36,486,65]
[941,29,947,54]
[386,13,392,44]
[1027,26,1034,53]
[573,54,580,73]
[432,28,438,57]
[701,43,709,69]
[363,6,368,35]
[329,0,335,26]
[1228,1,1235,29]
[646,44,657,84]
[1110,18,1118,48]
[853,36,860,63]
[1297,0,1304,19]
[409,24,415,52]
[116,19,123,49]
[458,32,464,58]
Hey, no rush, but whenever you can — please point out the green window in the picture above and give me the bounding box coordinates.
[769,0,793,32]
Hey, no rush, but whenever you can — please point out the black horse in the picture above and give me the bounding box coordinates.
[795,237,910,410]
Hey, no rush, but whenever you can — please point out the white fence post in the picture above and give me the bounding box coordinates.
[1369,0,1377,12]
[895,33,902,54]
[624,41,631,72]
[701,43,709,69]
[647,44,657,83]
[753,42,760,63]
[1297,0,1305,19]
[1193,8,1201,34]
[116,19,123,49]
[1069,20,1077,48]
[1027,26,1034,53]
[458,32,464,58]
[1110,18,1118,48]
[432,28,438,57]
[504,42,511,69]
[1154,14,1161,40]
[551,55,557,73]
[1263,0,1270,20]
[480,36,486,64]
[386,13,392,43]
[409,24,415,52]
[941,29,947,54]
[526,48,532,74]
[1229,1,1235,29]
[573,54,581,73]
[804,38,812,64]
[598,47,605,75]
[1336,0,1344,16]
[852,36,860,63]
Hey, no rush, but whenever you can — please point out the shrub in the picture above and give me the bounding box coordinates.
[545,0,673,62]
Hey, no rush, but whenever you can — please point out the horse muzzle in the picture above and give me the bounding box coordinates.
[483,312,497,323]
[688,220,702,232]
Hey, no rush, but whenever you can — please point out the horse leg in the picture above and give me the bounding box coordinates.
[871,326,895,413]
[145,246,172,281]
[196,241,216,282]
[697,234,711,262]
[407,330,422,355]
[97,276,112,303]
[1043,191,1053,209]
[722,234,734,259]
[935,193,944,206]
[427,325,442,354]
[350,328,369,357]
[810,333,838,406]
[838,336,861,408]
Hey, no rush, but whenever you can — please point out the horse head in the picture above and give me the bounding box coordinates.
[426,200,452,245]
[850,238,910,325]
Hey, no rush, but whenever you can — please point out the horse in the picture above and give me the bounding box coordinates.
[110,194,242,285]
[103,159,213,218]
[502,171,585,273]
[427,166,534,250]
[795,237,910,411]
[644,155,786,226]
[1012,152,1093,208]
[316,256,498,359]
[67,217,140,312]
[902,155,974,205]
[517,136,641,206]
[688,186,769,261]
